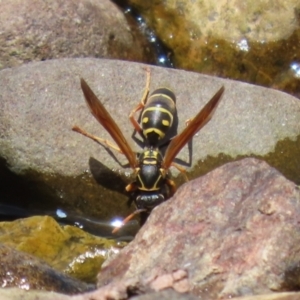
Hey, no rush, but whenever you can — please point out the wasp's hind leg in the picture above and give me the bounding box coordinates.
[165,177,178,196]
[129,67,151,135]
[170,162,189,182]
[72,125,124,154]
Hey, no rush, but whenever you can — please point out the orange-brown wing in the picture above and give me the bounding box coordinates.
[80,78,138,169]
[163,86,225,169]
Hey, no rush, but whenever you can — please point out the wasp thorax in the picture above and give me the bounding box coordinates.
[136,149,165,191]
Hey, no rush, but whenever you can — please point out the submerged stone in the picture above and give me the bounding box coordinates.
[0,216,126,283]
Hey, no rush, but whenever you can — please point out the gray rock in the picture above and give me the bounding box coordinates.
[233,293,300,300]
[0,59,299,220]
[0,0,153,70]
[130,289,199,300]
[0,288,70,300]
[97,158,300,299]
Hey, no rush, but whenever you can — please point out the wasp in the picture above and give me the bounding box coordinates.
[72,69,224,232]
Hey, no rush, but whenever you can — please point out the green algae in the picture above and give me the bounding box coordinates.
[0,216,126,284]
[186,135,300,185]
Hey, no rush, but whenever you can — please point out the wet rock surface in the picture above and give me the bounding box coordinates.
[0,243,93,294]
[97,158,300,299]
[0,59,299,221]
[128,0,299,45]
[0,203,139,239]
[0,159,300,299]
[127,0,300,95]
[0,0,154,70]
[0,216,126,283]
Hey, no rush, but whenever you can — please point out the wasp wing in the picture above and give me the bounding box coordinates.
[163,86,225,169]
[80,78,138,169]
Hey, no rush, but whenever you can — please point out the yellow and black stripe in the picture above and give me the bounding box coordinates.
[141,88,176,146]
[136,149,165,191]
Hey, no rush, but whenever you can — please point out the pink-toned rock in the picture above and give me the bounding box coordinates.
[1,288,300,300]
[97,158,300,299]
[131,291,300,300]
[74,275,193,300]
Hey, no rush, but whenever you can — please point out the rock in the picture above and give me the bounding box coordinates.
[97,158,300,299]
[0,216,126,283]
[232,293,300,300]
[128,0,300,95]
[1,287,300,300]
[0,59,299,221]
[130,0,299,44]
[74,275,191,299]
[132,291,300,300]
[0,0,154,70]
[130,289,199,300]
[0,281,197,299]
[0,288,71,300]
[0,203,139,239]
[0,243,93,294]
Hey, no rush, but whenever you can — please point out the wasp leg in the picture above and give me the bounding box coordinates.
[129,67,151,134]
[112,208,147,234]
[165,178,177,196]
[171,162,189,182]
[125,181,138,192]
[185,118,192,127]
[72,125,124,154]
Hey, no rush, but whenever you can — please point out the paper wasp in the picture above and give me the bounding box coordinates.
[72,69,224,232]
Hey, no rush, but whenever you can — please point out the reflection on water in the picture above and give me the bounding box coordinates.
[290,62,300,78]
[0,204,139,241]
[121,4,174,68]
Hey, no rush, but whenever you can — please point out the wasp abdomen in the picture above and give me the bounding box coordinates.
[142,88,176,145]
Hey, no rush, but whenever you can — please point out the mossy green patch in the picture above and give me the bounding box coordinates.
[0,216,126,283]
